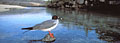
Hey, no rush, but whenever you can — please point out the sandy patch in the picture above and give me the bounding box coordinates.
[0,4,26,12]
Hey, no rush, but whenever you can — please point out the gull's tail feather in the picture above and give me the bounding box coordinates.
[22,27,33,30]
[22,27,33,34]
[23,30,30,34]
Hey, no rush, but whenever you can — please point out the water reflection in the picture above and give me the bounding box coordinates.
[46,8,120,42]
[0,7,120,43]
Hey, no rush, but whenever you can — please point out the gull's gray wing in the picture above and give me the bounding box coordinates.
[33,20,56,30]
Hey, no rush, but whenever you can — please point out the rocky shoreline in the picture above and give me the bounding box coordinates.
[47,0,84,10]
[47,0,120,11]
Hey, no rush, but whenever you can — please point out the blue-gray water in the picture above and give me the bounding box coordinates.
[0,7,120,43]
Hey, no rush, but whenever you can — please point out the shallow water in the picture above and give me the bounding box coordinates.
[0,7,120,43]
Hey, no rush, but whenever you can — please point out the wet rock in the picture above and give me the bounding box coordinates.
[41,33,56,42]
[96,29,120,42]
[30,33,56,43]
[99,36,114,42]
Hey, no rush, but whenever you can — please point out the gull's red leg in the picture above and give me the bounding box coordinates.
[48,31,54,38]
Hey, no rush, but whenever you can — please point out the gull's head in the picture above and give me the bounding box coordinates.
[52,15,62,20]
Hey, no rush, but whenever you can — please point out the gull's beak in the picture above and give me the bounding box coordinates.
[58,17,62,20]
